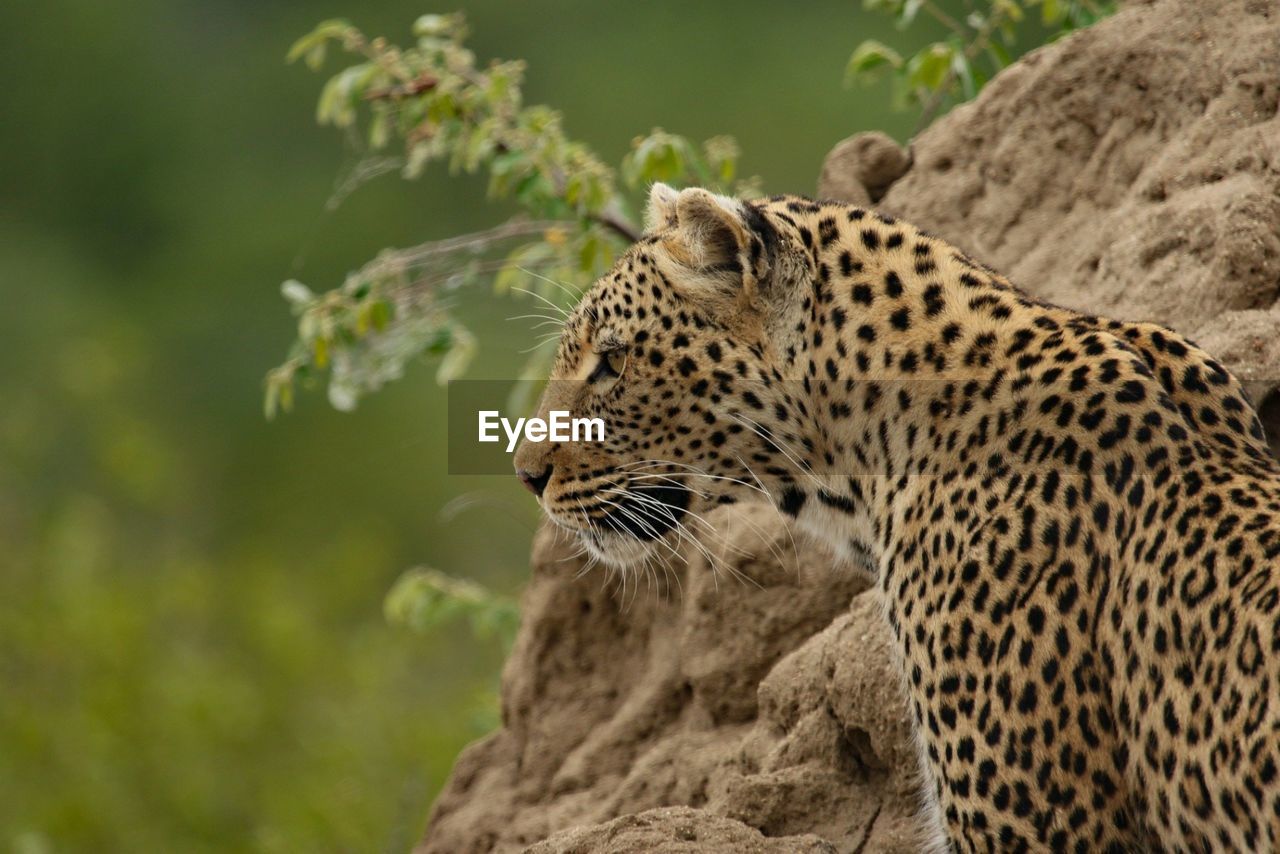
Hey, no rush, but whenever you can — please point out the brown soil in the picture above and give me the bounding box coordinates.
[420,0,1280,850]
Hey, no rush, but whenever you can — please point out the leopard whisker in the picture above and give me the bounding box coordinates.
[514,266,585,304]
[619,459,770,496]
[732,451,802,573]
[510,285,572,319]
[728,413,828,493]
[612,489,760,590]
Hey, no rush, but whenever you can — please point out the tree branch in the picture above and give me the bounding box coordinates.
[920,1,968,36]
[912,5,1009,136]
[591,207,641,243]
[364,73,438,101]
[394,218,570,263]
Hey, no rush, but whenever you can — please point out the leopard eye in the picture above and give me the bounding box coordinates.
[588,348,626,384]
[606,349,627,376]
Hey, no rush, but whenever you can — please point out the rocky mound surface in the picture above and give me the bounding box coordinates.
[421,0,1280,850]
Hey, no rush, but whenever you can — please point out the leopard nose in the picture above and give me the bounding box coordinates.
[517,465,553,497]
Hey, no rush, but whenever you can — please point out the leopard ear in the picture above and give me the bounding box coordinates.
[667,187,774,300]
[644,182,680,234]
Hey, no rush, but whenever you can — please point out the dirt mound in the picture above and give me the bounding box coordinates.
[525,807,840,854]
[421,1,1280,850]
[421,507,922,853]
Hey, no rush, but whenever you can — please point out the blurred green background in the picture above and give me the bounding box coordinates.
[0,1,927,850]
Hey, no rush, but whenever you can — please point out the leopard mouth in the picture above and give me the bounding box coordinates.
[599,483,691,541]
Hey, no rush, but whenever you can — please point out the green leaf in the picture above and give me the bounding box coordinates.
[368,108,389,149]
[905,43,956,93]
[326,380,356,412]
[412,14,461,39]
[953,52,976,100]
[579,233,613,276]
[622,130,699,187]
[971,64,990,93]
[312,336,330,369]
[286,19,353,68]
[369,299,391,331]
[404,142,433,179]
[987,40,1014,69]
[303,44,326,72]
[845,40,904,86]
[703,136,740,187]
[384,567,517,649]
[1041,0,1064,24]
[436,327,475,384]
[264,379,280,420]
[281,279,314,306]
[489,150,525,179]
[316,63,379,127]
[995,0,1025,23]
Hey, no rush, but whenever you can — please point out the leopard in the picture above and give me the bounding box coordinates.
[513,182,1280,852]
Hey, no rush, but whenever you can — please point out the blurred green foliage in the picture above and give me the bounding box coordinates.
[0,1,1081,851]
[847,0,1115,128]
[385,568,519,649]
[266,14,754,417]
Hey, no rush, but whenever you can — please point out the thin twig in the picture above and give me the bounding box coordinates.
[350,27,643,245]
[592,207,641,243]
[911,4,1011,136]
[920,0,968,36]
[395,218,570,262]
[364,73,439,100]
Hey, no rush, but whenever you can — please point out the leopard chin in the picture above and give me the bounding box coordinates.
[575,482,693,568]
[578,527,662,569]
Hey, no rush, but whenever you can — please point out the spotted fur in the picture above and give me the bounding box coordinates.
[514,184,1280,852]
